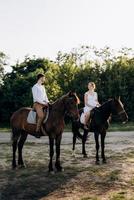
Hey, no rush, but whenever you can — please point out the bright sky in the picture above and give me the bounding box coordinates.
[0,0,134,67]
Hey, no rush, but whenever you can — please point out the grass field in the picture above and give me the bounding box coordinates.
[0,131,134,200]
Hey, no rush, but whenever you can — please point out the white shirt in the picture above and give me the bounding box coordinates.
[86,91,98,107]
[84,91,98,113]
[32,83,49,105]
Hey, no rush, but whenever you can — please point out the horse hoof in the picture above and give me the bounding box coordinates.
[18,164,26,169]
[95,160,100,165]
[57,168,63,172]
[83,154,88,158]
[57,168,64,172]
[102,160,107,164]
[12,165,17,170]
[58,168,64,172]
[49,171,55,175]
[49,168,54,173]
[56,166,63,172]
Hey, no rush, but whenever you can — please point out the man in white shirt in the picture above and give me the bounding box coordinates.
[32,73,49,137]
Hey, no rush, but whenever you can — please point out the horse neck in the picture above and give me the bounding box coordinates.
[51,98,66,119]
[99,101,112,121]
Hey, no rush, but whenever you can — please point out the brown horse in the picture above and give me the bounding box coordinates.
[11,91,79,172]
[71,97,128,164]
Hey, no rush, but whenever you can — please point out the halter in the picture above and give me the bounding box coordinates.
[63,96,78,117]
[108,99,126,117]
[118,110,126,116]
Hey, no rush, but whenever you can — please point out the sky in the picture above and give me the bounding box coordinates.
[0,0,134,69]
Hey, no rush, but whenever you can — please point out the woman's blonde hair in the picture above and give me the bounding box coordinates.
[88,82,96,90]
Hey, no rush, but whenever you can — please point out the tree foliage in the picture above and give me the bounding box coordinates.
[0,52,7,86]
[0,47,134,123]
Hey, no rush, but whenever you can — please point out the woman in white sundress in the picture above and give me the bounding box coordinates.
[83,82,100,129]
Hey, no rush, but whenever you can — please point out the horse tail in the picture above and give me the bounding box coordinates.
[10,111,21,142]
[72,121,83,140]
[75,131,83,140]
[10,127,21,142]
[10,127,15,142]
[10,128,13,142]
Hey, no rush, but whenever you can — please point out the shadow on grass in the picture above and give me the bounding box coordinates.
[0,164,79,200]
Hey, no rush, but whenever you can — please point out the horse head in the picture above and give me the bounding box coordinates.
[111,97,128,123]
[63,91,80,121]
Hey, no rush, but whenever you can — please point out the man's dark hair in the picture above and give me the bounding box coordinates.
[37,73,44,81]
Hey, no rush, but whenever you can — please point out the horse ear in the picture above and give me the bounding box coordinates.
[68,91,80,104]
[68,90,75,97]
[114,96,120,101]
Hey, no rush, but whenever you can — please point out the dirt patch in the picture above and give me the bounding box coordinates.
[0,131,134,200]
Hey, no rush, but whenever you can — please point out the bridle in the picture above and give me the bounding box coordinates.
[118,110,126,116]
[63,97,78,117]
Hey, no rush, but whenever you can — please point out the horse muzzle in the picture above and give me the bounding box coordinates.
[118,111,128,124]
[122,116,128,124]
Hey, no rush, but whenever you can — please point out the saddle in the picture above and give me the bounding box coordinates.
[27,107,49,125]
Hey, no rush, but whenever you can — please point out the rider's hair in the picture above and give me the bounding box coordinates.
[37,73,44,81]
[88,82,96,90]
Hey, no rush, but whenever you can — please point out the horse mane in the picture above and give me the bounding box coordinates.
[89,99,112,119]
[96,99,113,111]
[50,93,68,106]
[51,92,80,106]
[100,99,113,107]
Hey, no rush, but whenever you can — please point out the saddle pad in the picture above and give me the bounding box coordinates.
[27,110,36,124]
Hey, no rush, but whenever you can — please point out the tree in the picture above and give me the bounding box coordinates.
[56,51,79,94]
[0,56,60,123]
[0,52,7,86]
[1,47,134,123]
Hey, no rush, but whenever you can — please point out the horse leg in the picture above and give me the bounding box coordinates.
[72,122,78,157]
[18,132,27,168]
[94,132,100,164]
[101,132,106,163]
[72,122,83,157]
[82,130,88,158]
[48,137,54,172]
[72,133,76,157]
[55,134,63,172]
[12,128,20,169]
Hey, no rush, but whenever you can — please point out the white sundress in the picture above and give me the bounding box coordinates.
[84,91,98,113]
[80,92,98,124]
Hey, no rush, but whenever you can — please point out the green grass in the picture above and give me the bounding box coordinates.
[0,123,10,132]
[81,197,99,200]
[108,122,134,131]
[108,169,120,181]
[0,127,10,132]
[0,122,134,132]
[129,177,134,186]
[109,191,129,200]
[109,191,134,200]
[64,122,134,132]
